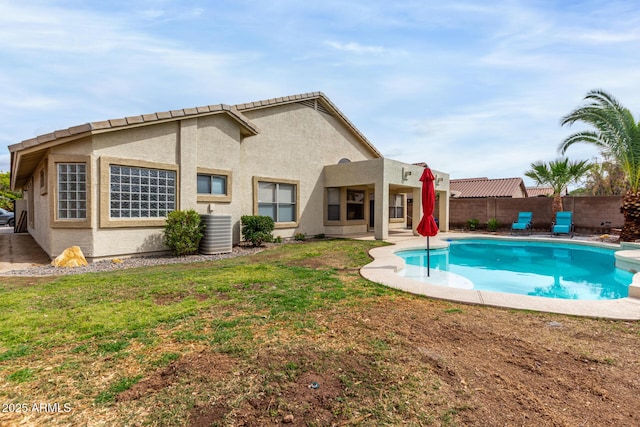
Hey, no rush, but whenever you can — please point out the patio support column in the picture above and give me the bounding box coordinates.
[178,118,198,210]
[374,177,389,240]
[411,186,422,236]
[438,189,450,232]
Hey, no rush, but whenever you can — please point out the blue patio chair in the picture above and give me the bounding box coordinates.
[511,212,532,235]
[552,211,574,237]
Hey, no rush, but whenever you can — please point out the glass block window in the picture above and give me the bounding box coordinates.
[197,174,227,195]
[327,187,340,221]
[57,163,87,219]
[258,181,296,223]
[389,194,404,219]
[109,165,176,218]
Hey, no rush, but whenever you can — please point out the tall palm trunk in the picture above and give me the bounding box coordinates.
[619,191,640,241]
[552,194,563,215]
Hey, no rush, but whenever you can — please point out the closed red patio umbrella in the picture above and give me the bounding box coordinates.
[416,167,439,276]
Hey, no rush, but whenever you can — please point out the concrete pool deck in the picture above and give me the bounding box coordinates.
[360,231,640,320]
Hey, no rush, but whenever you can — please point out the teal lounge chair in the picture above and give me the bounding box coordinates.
[552,211,574,237]
[511,212,532,235]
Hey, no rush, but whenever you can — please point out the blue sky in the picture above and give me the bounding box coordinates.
[2,0,640,186]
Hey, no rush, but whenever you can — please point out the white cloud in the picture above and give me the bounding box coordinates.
[325,40,392,55]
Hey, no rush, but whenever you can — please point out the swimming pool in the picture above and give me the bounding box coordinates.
[398,239,633,300]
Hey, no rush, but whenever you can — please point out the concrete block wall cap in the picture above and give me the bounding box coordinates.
[91,120,112,130]
[69,124,92,135]
[20,138,39,148]
[125,116,144,125]
[170,110,186,118]
[109,118,128,127]
[37,133,57,143]
[142,113,158,121]
[54,129,72,138]
[196,106,210,113]
[156,111,172,119]
[183,107,198,115]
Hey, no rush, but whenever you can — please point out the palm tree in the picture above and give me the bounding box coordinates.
[559,89,640,241]
[525,158,591,213]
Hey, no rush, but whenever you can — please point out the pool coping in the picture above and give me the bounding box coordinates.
[361,233,640,320]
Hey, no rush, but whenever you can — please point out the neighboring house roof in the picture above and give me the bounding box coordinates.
[450,177,527,198]
[9,92,382,189]
[525,186,567,197]
[526,186,553,197]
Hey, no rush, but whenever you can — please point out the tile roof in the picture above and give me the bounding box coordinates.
[9,92,382,188]
[526,186,554,197]
[9,91,380,157]
[450,177,527,198]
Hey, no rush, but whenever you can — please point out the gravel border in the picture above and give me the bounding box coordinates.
[1,246,265,277]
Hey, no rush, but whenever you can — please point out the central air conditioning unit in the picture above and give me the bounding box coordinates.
[199,214,232,255]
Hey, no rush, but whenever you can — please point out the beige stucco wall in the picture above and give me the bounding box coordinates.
[239,103,378,239]
[27,137,94,258]
[22,100,447,260]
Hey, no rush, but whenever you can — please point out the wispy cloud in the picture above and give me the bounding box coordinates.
[2,0,640,181]
[325,40,396,55]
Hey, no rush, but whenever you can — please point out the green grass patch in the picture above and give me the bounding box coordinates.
[0,344,30,361]
[7,368,35,383]
[95,375,143,404]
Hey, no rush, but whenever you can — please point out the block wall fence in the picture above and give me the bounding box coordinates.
[449,196,623,234]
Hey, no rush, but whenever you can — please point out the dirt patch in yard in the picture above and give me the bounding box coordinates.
[115,298,640,426]
[116,350,236,402]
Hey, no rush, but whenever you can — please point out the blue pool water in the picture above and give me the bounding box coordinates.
[398,239,632,300]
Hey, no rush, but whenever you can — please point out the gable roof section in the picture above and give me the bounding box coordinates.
[9,92,381,189]
[450,177,527,198]
[235,92,381,159]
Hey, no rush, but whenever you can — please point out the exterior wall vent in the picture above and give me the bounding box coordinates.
[298,99,316,109]
[199,214,232,254]
[297,99,332,116]
[316,102,332,116]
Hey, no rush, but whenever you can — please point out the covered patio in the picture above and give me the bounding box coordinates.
[323,158,449,240]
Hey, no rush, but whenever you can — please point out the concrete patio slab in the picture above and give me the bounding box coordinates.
[0,227,50,273]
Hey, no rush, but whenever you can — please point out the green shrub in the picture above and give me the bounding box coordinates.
[163,209,204,256]
[294,232,306,241]
[487,218,500,232]
[241,215,274,247]
[467,218,480,231]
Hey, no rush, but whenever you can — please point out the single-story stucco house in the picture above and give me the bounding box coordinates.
[9,92,450,261]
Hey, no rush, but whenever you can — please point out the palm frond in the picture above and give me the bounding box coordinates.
[560,89,640,192]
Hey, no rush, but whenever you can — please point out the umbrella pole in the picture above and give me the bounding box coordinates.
[427,236,430,277]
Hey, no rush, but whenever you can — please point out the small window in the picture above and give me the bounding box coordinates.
[257,181,297,223]
[197,174,227,195]
[57,163,87,219]
[389,194,404,219]
[327,187,340,221]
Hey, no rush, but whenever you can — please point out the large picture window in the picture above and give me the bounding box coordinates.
[109,165,176,218]
[258,181,297,223]
[57,163,87,219]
